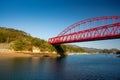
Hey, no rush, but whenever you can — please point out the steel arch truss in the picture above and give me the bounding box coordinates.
[48,16,120,44]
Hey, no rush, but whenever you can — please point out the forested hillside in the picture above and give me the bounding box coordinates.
[0,27,86,53]
[0,27,55,52]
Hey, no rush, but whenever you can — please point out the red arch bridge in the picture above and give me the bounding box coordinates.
[48,16,120,44]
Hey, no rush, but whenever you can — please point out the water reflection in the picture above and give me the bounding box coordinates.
[0,54,120,80]
[48,57,67,80]
[0,58,15,80]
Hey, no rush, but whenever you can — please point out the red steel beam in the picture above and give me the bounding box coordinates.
[48,16,120,44]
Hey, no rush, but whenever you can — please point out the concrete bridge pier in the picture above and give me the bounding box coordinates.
[52,44,67,57]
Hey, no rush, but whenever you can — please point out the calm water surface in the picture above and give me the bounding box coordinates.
[0,54,120,80]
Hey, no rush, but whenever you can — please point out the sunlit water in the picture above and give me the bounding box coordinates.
[0,54,120,80]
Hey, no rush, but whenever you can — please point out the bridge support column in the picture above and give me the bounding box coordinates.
[52,44,67,57]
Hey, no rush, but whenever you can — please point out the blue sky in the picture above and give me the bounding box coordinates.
[0,0,120,49]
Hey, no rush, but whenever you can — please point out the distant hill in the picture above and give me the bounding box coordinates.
[65,44,85,53]
[66,44,120,54]
[82,47,102,53]
[66,44,101,53]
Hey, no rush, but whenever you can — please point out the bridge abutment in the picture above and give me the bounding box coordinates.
[52,44,67,57]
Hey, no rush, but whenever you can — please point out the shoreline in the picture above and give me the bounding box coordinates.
[0,52,32,58]
[0,52,60,58]
[67,52,96,55]
[0,52,96,58]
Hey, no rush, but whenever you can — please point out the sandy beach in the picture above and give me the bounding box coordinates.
[0,52,32,58]
[0,52,60,58]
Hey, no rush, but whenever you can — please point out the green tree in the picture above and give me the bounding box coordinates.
[11,40,25,51]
